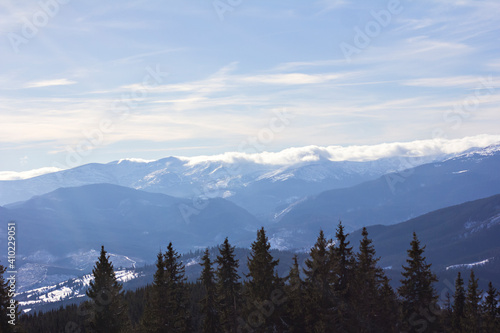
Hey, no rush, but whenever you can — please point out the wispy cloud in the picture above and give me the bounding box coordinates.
[402,76,500,88]
[241,73,343,85]
[0,0,498,171]
[24,79,77,89]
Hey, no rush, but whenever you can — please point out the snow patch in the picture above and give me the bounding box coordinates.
[446,258,493,271]
[17,269,142,308]
[185,257,200,267]
[463,213,500,236]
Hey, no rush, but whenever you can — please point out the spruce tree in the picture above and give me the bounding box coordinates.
[332,221,356,332]
[85,246,130,333]
[354,227,398,332]
[441,292,453,332]
[140,251,165,332]
[163,242,190,332]
[284,255,306,332]
[482,281,499,332]
[244,227,281,332]
[199,248,220,333]
[377,276,399,333]
[303,229,334,333]
[398,232,438,333]
[353,227,384,332]
[463,270,482,333]
[452,271,466,332]
[215,238,241,333]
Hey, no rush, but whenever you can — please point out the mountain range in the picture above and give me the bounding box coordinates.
[1,143,500,312]
[0,153,442,221]
[270,144,500,248]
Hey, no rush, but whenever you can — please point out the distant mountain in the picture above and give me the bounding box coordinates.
[348,193,500,270]
[0,183,260,260]
[0,154,443,221]
[272,144,500,246]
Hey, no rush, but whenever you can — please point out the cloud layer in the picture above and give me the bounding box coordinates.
[184,134,500,165]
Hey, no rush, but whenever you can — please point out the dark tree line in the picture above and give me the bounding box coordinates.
[14,223,500,332]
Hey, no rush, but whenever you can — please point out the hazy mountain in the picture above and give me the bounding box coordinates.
[0,154,443,221]
[271,144,500,246]
[348,193,500,270]
[17,192,500,313]
[0,183,260,260]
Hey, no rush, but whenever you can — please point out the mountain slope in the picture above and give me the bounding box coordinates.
[348,193,500,270]
[0,183,260,259]
[273,144,500,245]
[0,154,442,221]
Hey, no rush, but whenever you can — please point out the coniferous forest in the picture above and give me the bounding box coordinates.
[3,223,499,332]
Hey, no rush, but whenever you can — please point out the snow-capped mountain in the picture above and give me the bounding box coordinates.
[271,143,500,247]
[0,152,445,221]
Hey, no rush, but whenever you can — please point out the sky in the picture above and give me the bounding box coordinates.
[0,0,499,174]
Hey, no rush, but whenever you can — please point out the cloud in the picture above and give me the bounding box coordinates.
[110,48,184,66]
[315,0,349,15]
[183,134,500,165]
[0,167,63,181]
[241,73,343,85]
[24,79,77,88]
[117,158,156,164]
[402,76,499,88]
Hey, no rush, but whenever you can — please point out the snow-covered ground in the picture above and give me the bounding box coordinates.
[17,269,142,311]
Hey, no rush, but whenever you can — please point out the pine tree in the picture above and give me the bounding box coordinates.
[140,251,165,332]
[163,242,190,332]
[199,248,220,333]
[482,281,499,332]
[1,263,21,332]
[303,229,334,333]
[398,232,438,333]
[463,270,482,333]
[85,246,130,333]
[452,271,466,332]
[332,221,356,332]
[377,276,399,333]
[215,238,241,333]
[244,227,281,332]
[353,227,384,332]
[284,255,306,332]
[441,292,453,333]
[353,227,398,332]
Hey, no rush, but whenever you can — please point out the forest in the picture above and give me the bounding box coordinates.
[2,222,500,332]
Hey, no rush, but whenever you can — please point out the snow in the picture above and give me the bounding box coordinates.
[463,213,500,235]
[17,269,142,308]
[446,258,493,271]
[0,142,460,206]
[185,257,200,267]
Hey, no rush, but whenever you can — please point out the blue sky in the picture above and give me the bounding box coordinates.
[0,0,499,173]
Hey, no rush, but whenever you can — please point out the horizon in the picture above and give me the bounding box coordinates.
[1,133,500,181]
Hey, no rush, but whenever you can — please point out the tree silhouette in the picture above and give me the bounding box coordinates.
[199,248,221,333]
[215,238,241,333]
[452,271,466,331]
[86,246,129,333]
[398,232,438,333]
